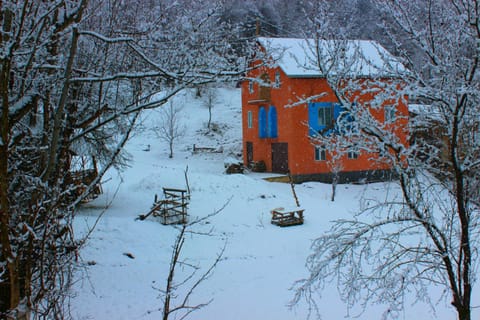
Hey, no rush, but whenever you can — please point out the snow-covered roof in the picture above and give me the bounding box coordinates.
[257,37,406,78]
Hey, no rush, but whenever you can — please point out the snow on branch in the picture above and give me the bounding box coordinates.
[126,43,178,80]
[284,93,327,108]
[69,85,186,143]
[70,71,176,83]
[78,30,134,43]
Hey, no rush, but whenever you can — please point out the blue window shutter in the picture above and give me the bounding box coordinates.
[333,103,343,134]
[258,107,267,138]
[267,106,278,138]
[335,103,356,135]
[333,103,343,119]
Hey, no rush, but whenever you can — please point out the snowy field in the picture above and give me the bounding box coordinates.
[71,88,468,319]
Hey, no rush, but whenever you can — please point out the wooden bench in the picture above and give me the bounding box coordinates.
[271,207,304,227]
[193,144,222,153]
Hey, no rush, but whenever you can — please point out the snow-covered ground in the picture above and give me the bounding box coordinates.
[72,88,465,319]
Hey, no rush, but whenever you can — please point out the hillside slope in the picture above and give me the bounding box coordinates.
[72,87,461,320]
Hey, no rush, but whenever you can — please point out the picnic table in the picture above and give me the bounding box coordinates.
[271,206,304,227]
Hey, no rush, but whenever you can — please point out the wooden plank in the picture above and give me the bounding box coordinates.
[163,187,187,194]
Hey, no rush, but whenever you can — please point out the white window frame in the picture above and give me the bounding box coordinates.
[247,111,253,128]
[249,80,254,93]
[314,146,326,161]
[348,147,359,159]
[318,107,333,127]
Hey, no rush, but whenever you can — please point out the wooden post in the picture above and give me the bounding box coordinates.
[287,170,300,207]
[256,17,260,36]
[184,166,191,196]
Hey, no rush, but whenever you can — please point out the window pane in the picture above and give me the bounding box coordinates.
[315,147,326,161]
[348,151,358,159]
[326,107,332,126]
[318,109,325,126]
[318,107,332,127]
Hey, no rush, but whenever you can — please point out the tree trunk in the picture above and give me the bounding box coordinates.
[0,7,21,314]
[331,174,337,202]
[43,27,80,183]
[208,105,212,130]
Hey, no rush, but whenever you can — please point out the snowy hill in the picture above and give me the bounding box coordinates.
[72,87,460,320]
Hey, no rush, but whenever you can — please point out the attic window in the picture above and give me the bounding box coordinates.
[273,71,281,88]
[249,81,254,93]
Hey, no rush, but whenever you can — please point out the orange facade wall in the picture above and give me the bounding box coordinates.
[242,62,408,177]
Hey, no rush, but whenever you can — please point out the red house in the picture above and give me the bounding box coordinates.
[242,37,408,182]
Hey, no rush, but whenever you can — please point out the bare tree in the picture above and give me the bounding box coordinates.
[202,87,219,131]
[324,135,345,202]
[155,101,185,159]
[152,200,230,320]
[160,224,225,320]
[290,2,480,320]
[327,152,343,202]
